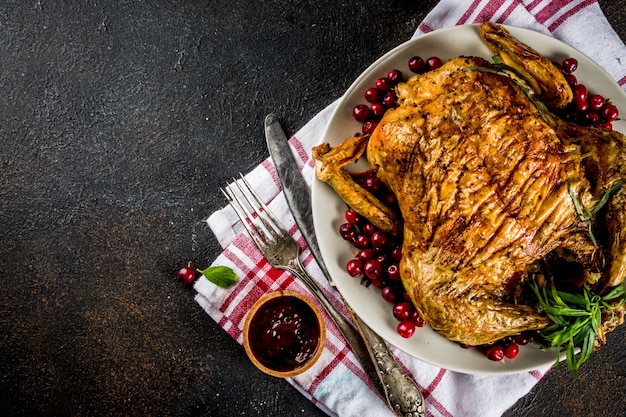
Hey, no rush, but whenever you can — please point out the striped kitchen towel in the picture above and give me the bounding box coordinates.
[195,1,626,416]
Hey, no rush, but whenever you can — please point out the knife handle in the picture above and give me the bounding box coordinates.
[285,260,425,417]
[347,307,426,417]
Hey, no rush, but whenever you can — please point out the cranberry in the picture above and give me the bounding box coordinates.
[364,87,381,103]
[397,320,416,338]
[391,245,402,261]
[392,301,413,321]
[345,208,361,225]
[602,103,619,121]
[565,73,577,86]
[363,176,382,193]
[339,223,356,240]
[357,248,374,262]
[426,56,443,70]
[504,342,519,359]
[362,120,378,134]
[514,334,530,345]
[370,102,386,119]
[364,259,383,279]
[409,310,425,327]
[353,234,370,249]
[370,277,384,288]
[575,99,589,112]
[600,121,613,131]
[561,57,578,74]
[375,254,389,266]
[588,94,606,111]
[485,345,504,361]
[381,286,398,303]
[573,84,588,103]
[361,222,376,235]
[387,69,403,84]
[371,231,389,250]
[382,90,397,108]
[346,259,363,277]
[352,104,371,122]
[177,265,197,285]
[375,77,392,91]
[408,56,426,73]
[386,263,400,280]
[583,111,600,124]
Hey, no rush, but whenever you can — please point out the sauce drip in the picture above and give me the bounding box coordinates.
[248,296,321,372]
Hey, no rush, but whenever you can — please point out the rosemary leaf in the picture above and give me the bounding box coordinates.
[590,179,625,216]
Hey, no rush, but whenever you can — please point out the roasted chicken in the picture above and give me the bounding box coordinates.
[313,23,625,346]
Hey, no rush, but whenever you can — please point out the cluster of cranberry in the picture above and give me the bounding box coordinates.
[351,55,444,132]
[558,57,619,130]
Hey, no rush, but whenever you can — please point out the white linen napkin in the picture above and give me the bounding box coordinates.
[195,1,626,416]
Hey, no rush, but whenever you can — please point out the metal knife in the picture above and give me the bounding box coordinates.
[265,113,425,417]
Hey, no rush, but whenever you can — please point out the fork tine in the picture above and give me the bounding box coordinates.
[221,185,269,252]
[237,173,290,237]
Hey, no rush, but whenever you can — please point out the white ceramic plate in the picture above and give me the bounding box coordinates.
[312,24,626,374]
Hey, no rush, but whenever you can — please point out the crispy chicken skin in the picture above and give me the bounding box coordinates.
[313,23,625,346]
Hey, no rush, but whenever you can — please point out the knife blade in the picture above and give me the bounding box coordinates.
[264,114,425,417]
[264,113,333,283]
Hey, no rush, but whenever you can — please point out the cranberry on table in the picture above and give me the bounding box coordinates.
[177,265,197,285]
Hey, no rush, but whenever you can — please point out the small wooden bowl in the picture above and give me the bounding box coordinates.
[243,290,326,378]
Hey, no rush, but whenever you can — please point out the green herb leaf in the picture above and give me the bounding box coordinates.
[529,277,626,377]
[200,266,239,288]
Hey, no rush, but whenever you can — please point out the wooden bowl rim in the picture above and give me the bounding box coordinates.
[242,290,326,378]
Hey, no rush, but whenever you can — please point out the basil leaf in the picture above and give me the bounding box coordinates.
[200,266,239,288]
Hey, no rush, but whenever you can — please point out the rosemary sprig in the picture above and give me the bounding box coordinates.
[529,278,625,377]
[567,179,625,247]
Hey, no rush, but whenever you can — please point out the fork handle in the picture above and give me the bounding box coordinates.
[286,261,425,417]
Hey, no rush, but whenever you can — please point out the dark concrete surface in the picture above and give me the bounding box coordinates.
[0,1,624,416]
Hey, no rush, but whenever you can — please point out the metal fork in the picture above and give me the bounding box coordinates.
[222,174,425,417]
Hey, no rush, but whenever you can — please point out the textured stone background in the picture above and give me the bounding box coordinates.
[0,1,624,416]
